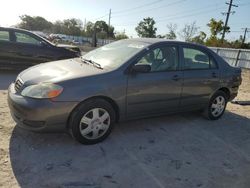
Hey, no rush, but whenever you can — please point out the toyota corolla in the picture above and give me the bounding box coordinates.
[8,39,242,144]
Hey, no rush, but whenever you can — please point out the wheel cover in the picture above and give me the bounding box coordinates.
[211,96,226,117]
[79,108,110,140]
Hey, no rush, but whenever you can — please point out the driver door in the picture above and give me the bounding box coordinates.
[126,44,183,118]
[11,31,54,67]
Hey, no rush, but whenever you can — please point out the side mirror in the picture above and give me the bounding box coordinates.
[132,64,151,73]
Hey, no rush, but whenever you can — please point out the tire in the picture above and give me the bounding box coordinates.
[68,99,116,145]
[203,90,228,120]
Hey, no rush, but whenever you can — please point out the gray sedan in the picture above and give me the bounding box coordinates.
[8,39,242,144]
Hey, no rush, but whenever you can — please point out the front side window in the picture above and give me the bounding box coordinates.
[137,46,178,72]
[183,48,216,70]
[0,31,9,41]
[15,32,41,45]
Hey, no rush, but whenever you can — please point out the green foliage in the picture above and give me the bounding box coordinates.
[95,21,108,33]
[17,15,115,39]
[51,19,82,36]
[14,15,250,49]
[156,35,165,38]
[166,31,176,40]
[18,15,52,31]
[192,31,207,44]
[84,21,95,37]
[207,18,229,39]
[135,17,157,38]
[115,32,128,40]
[205,18,232,48]
[82,21,114,38]
[108,25,115,38]
[165,23,177,40]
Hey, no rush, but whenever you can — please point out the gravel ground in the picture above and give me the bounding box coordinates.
[0,69,249,188]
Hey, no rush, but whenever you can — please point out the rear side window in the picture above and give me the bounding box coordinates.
[0,31,9,41]
[183,48,217,70]
[15,32,41,45]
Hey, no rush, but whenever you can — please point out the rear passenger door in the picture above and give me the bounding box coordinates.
[180,45,219,110]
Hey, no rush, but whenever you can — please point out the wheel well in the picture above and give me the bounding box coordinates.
[95,96,120,122]
[218,87,230,99]
[67,96,120,128]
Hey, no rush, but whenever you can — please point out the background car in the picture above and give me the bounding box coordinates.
[0,27,80,70]
[8,39,242,144]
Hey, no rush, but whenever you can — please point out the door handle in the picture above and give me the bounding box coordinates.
[172,75,180,81]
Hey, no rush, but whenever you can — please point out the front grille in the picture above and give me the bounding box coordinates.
[14,79,23,92]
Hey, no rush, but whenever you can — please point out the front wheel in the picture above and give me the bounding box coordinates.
[203,91,228,120]
[69,99,116,144]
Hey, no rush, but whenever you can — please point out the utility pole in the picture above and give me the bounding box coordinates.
[221,0,238,42]
[108,9,111,38]
[241,28,250,47]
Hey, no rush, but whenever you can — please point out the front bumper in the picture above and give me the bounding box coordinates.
[8,83,78,132]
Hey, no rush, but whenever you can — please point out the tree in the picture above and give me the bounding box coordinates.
[115,32,128,40]
[166,23,177,39]
[18,15,52,31]
[108,25,115,38]
[62,18,82,36]
[85,21,95,37]
[179,22,199,42]
[95,20,115,38]
[84,20,114,39]
[156,35,165,38]
[192,31,207,44]
[52,20,63,34]
[207,18,230,39]
[16,14,117,39]
[95,21,108,33]
[135,17,157,38]
[205,18,230,47]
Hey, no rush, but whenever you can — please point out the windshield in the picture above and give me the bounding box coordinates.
[81,40,149,69]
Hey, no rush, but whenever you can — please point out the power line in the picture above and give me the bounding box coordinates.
[112,0,187,18]
[92,1,249,24]
[112,0,164,14]
[94,13,109,21]
[221,0,238,41]
[112,2,224,26]
[114,5,224,27]
[156,6,224,23]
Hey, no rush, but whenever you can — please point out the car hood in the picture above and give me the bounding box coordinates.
[19,58,105,84]
[57,44,80,52]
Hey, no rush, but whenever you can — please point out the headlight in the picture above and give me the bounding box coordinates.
[21,83,63,99]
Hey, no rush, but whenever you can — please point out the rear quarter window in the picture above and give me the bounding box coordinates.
[0,31,9,41]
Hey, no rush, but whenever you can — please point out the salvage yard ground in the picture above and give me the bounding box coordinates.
[0,69,250,188]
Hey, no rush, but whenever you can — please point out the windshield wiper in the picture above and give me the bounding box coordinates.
[81,57,103,69]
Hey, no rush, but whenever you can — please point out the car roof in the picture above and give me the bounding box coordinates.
[125,38,207,49]
[0,26,31,32]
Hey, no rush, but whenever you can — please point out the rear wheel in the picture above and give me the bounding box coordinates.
[203,91,228,120]
[69,99,116,144]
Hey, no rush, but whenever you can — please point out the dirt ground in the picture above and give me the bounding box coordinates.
[0,69,249,188]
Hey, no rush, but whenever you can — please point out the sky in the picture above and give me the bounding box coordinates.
[0,0,250,41]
